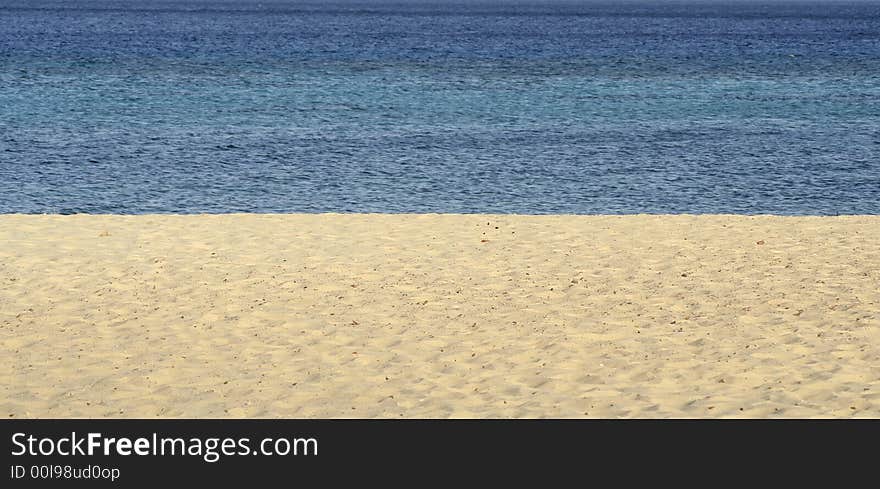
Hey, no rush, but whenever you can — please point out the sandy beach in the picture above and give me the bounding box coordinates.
[1,214,878,418]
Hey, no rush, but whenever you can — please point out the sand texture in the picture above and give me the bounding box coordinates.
[1,214,878,418]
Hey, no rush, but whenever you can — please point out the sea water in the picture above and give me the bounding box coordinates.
[1,0,878,214]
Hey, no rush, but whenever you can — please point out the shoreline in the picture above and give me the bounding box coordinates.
[2,214,878,417]
[0,212,874,216]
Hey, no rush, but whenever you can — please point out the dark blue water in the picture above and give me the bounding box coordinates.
[1,0,878,214]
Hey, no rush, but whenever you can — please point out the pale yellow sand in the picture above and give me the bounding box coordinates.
[1,214,878,418]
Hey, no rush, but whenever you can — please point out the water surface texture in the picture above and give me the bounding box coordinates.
[1,0,879,214]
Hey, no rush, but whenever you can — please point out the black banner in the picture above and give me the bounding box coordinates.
[2,419,876,486]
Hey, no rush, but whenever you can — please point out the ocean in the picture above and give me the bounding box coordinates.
[1,0,878,214]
